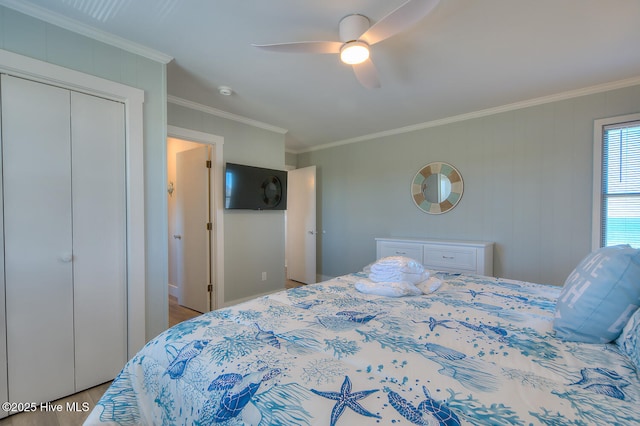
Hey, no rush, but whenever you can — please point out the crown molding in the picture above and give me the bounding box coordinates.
[0,0,173,64]
[297,75,640,154]
[168,95,288,135]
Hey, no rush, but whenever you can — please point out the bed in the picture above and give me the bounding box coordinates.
[85,248,640,425]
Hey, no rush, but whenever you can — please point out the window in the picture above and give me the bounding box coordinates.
[593,114,640,249]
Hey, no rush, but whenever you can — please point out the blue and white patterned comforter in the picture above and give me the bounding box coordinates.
[85,273,640,425]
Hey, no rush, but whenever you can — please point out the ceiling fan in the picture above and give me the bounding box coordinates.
[252,0,440,89]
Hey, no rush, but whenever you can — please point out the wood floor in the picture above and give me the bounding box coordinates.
[0,296,202,426]
[168,294,203,327]
[0,281,304,426]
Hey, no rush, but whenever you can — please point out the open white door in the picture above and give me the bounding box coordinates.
[176,145,211,313]
[287,166,317,284]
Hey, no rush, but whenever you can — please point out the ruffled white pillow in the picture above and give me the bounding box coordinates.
[355,280,422,297]
[415,277,443,294]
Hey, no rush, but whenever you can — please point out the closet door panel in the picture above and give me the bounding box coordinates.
[2,75,75,402]
[71,92,127,390]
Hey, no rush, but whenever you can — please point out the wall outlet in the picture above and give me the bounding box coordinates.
[261,272,267,281]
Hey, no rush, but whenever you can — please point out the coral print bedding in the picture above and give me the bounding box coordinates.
[85,269,640,425]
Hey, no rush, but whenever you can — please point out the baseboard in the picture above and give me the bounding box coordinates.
[223,288,283,308]
[168,283,179,298]
[217,275,337,308]
[317,274,335,283]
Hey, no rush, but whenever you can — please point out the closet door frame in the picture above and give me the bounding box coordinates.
[0,48,146,358]
[0,99,5,413]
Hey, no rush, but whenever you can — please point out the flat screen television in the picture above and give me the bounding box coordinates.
[224,162,287,210]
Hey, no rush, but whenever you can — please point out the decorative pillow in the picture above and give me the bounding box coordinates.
[616,307,640,371]
[553,244,640,343]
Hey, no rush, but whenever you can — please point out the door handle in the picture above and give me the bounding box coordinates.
[173,234,182,239]
[308,230,317,235]
[60,253,73,263]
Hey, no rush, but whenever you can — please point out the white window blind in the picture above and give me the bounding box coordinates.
[600,120,640,247]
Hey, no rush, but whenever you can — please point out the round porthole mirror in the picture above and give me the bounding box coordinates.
[411,162,463,214]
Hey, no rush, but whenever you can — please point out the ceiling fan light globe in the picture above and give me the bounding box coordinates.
[340,41,369,65]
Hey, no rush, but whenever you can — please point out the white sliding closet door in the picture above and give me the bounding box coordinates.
[2,75,75,403]
[71,92,127,390]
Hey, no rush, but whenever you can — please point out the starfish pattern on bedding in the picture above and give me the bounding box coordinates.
[311,376,381,426]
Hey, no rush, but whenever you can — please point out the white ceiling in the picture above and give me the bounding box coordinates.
[6,0,640,152]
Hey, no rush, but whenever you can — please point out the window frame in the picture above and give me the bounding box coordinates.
[592,112,640,250]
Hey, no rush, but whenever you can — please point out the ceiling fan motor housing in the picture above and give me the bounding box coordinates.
[339,14,370,42]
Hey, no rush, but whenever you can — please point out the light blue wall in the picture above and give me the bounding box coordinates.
[285,151,298,168]
[0,6,169,340]
[298,85,640,286]
[167,102,287,303]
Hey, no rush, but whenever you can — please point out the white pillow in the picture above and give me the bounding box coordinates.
[354,280,422,297]
[415,277,443,294]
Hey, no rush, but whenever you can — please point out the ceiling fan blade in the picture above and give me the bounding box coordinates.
[360,0,440,45]
[352,58,380,89]
[252,41,342,54]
